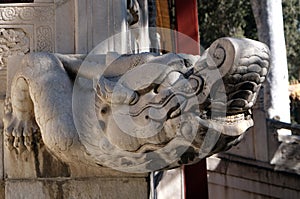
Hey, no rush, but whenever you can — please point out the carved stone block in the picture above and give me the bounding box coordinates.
[4,37,270,174]
[0,3,55,180]
[6,178,148,199]
[0,3,55,70]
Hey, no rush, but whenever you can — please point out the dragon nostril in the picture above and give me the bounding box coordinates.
[153,84,160,94]
[101,106,109,115]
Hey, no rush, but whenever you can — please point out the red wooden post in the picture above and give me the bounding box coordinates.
[174,0,209,198]
[174,0,200,55]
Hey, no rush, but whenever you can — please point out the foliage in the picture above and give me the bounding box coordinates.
[282,0,300,80]
[198,0,300,80]
[198,0,257,49]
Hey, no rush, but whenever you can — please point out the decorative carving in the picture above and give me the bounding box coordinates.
[36,26,53,52]
[3,38,270,172]
[1,7,18,21]
[0,6,53,22]
[127,0,139,26]
[34,6,54,22]
[0,4,55,69]
[19,7,35,21]
[271,135,300,174]
[0,28,29,69]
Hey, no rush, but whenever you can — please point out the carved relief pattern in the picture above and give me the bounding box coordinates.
[0,6,53,22]
[0,4,55,69]
[0,7,18,21]
[0,28,29,69]
[36,26,53,52]
[19,7,35,21]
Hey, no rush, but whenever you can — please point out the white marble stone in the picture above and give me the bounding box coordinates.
[3,38,270,173]
[6,178,148,199]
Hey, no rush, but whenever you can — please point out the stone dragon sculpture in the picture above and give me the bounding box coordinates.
[3,38,269,172]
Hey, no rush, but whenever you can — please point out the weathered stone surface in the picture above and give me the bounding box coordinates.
[6,181,56,199]
[207,155,300,199]
[0,3,55,58]
[4,145,71,179]
[3,37,270,173]
[271,135,300,174]
[6,178,148,199]
[1,2,296,199]
[62,178,148,199]
[0,103,3,181]
[0,181,4,199]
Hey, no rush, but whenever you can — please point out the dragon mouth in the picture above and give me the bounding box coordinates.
[133,112,253,154]
[198,112,254,136]
[161,90,254,138]
[166,90,254,137]
[120,37,268,156]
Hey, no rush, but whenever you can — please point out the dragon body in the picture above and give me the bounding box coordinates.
[3,38,270,172]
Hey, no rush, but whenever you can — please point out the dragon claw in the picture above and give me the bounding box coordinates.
[3,104,38,154]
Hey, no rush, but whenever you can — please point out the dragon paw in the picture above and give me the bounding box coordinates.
[3,98,39,153]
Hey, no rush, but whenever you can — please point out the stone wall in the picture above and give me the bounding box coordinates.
[206,65,300,198]
[207,154,300,199]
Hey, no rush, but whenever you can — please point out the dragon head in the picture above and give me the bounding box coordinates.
[78,38,270,172]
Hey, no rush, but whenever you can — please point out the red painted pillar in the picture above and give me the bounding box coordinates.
[174,0,209,198]
[174,0,200,55]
